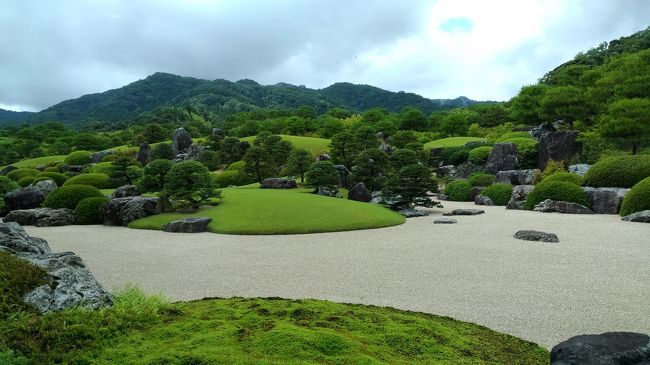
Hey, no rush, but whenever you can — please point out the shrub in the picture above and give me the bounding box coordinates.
[225,160,247,171]
[63,173,111,188]
[33,176,54,184]
[43,185,104,210]
[0,176,19,195]
[501,138,538,169]
[305,161,340,188]
[211,170,255,188]
[444,179,472,201]
[37,172,68,186]
[43,167,60,173]
[541,172,584,186]
[90,162,114,175]
[496,131,532,142]
[468,146,493,164]
[64,150,92,165]
[539,160,565,179]
[141,159,174,192]
[523,181,589,210]
[583,155,650,188]
[468,172,496,187]
[439,146,470,166]
[481,183,513,206]
[17,177,34,187]
[101,154,118,162]
[619,176,650,216]
[6,168,40,182]
[74,196,109,225]
[163,160,222,208]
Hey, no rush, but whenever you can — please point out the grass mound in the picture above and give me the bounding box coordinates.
[424,137,485,149]
[241,135,331,155]
[130,187,404,234]
[43,185,105,210]
[619,176,650,216]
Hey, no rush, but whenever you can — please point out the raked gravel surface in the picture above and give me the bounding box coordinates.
[24,201,650,349]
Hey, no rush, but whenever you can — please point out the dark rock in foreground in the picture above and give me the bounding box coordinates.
[513,230,559,243]
[622,210,650,223]
[0,222,50,254]
[538,130,580,170]
[533,199,594,214]
[112,184,140,198]
[3,185,49,212]
[550,332,650,365]
[260,178,297,189]
[399,208,429,218]
[101,196,160,226]
[4,208,74,227]
[348,182,371,202]
[163,217,212,233]
[433,218,457,224]
[443,209,485,216]
[584,187,629,214]
[506,185,534,210]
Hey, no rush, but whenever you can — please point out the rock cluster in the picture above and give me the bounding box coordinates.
[101,196,160,226]
[533,199,594,214]
[506,185,534,210]
[260,178,297,189]
[4,208,74,227]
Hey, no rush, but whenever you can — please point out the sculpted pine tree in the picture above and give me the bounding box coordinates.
[285,148,313,182]
[162,160,221,209]
[351,149,390,192]
[383,164,440,208]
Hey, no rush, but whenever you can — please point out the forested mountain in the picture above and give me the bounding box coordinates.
[0,109,33,123]
[21,73,479,127]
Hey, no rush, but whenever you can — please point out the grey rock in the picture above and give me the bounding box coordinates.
[212,128,225,139]
[66,165,85,173]
[453,162,484,179]
[568,164,590,176]
[486,142,518,174]
[443,209,485,216]
[622,210,650,223]
[514,230,559,243]
[172,143,204,163]
[90,150,114,163]
[0,165,18,176]
[533,199,594,214]
[436,165,457,178]
[315,186,341,198]
[348,182,372,202]
[470,186,484,200]
[317,153,331,161]
[171,127,193,155]
[584,187,629,214]
[474,195,494,206]
[369,191,410,210]
[399,208,429,218]
[260,178,297,189]
[163,217,212,233]
[506,185,534,210]
[529,122,557,140]
[550,332,650,365]
[434,218,457,224]
[4,208,75,227]
[465,141,486,149]
[3,186,48,211]
[334,165,351,188]
[33,179,58,195]
[435,193,449,201]
[380,143,393,154]
[101,196,160,226]
[0,222,51,254]
[136,142,151,165]
[496,169,539,185]
[538,130,581,170]
[239,141,251,155]
[112,185,141,199]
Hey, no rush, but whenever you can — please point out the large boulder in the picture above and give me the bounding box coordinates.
[622,210,650,223]
[584,187,629,214]
[3,186,48,211]
[136,142,151,165]
[334,165,351,188]
[0,222,50,254]
[171,127,193,155]
[315,186,341,198]
[513,230,559,243]
[485,143,518,174]
[112,185,141,199]
[260,178,297,189]
[4,208,75,227]
[90,150,114,163]
[33,179,57,195]
[550,332,650,365]
[496,169,539,185]
[101,196,160,226]
[163,217,212,233]
[533,199,594,214]
[506,185,534,210]
[348,182,371,202]
[474,195,494,206]
[538,130,581,170]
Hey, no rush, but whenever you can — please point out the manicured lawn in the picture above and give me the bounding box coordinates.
[129,187,403,234]
[241,135,331,155]
[1,155,67,170]
[424,137,485,149]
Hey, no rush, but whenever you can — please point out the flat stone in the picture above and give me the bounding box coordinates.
[550,332,650,365]
[533,199,594,214]
[163,217,212,233]
[434,218,457,224]
[622,210,650,223]
[514,230,559,243]
[443,209,485,216]
[3,208,75,227]
[399,208,429,218]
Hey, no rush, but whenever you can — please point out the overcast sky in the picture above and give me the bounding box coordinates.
[2,0,650,112]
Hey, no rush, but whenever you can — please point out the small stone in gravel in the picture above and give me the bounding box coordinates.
[621,210,650,223]
[514,230,559,243]
[399,209,430,218]
[443,209,485,216]
[434,218,457,224]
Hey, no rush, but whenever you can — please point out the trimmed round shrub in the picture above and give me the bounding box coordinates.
[468,172,496,187]
[101,154,117,162]
[0,176,19,195]
[17,177,35,187]
[43,167,60,173]
[74,196,109,225]
[141,159,174,192]
[63,173,111,188]
[523,181,589,210]
[481,183,513,206]
[619,176,650,217]
[43,185,104,210]
[37,172,68,186]
[225,160,247,171]
[6,168,40,182]
[90,162,114,175]
[583,155,650,188]
[444,179,472,201]
[439,146,470,166]
[211,170,255,188]
[33,176,55,184]
[64,150,92,165]
[541,172,584,186]
[468,146,493,165]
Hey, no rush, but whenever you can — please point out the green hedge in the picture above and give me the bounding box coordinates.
[74,197,109,225]
[468,146,493,165]
[583,155,650,188]
[64,150,92,165]
[481,183,513,206]
[211,170,255,188]
[524,181,589,210]
[0,176,19,196]
[6,168,40,182]
[619,176,650,217]
[63,173,111,188]
[43,185,104,210]
[541,172,584,186]
[444,179,472,201]
[37,172,68,186]
[17,177,35,187]
[500,138,538,169]
[468,172,496,187]
[90,162,114,175]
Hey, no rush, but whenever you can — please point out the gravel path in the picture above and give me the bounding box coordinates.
[24,201,650,349]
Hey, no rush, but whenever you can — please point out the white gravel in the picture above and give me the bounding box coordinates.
[24,201,650,349]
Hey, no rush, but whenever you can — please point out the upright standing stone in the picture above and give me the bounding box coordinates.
[485,143,518,174]
[538,130,580,169]
[171,127,193,156]
[136,142,151,165]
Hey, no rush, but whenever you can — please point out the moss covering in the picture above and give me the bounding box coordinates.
[619,176,650,216]
[481,183,513,206]
[0,252,47,319]
[63,173,112,189]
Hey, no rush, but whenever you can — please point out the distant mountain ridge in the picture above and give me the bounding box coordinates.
[0,109,33,123]
[10,73,480,126]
